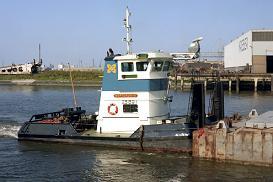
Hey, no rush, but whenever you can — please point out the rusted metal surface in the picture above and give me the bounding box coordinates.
[193,127,273,166]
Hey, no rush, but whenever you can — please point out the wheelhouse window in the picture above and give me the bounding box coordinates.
[163,61,171,71]
[123,104,138,113]
[152,61,163,71]
[136,62,148,71]
[121,62,134,72]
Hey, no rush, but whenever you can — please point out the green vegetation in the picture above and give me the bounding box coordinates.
[0,70,103,82]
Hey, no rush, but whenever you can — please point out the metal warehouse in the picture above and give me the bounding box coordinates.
[224,30,273,73]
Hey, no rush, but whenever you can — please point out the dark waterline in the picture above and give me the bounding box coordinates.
[1,85,273,181]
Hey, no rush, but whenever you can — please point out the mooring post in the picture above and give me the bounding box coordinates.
[228,79,232,92]
[254,78,258,92]
[180,78,184,90]
[190,82,205,128]
[271,75,273,92]
[236,75,240,93]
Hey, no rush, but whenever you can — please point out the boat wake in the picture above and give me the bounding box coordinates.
[0,122,21,139]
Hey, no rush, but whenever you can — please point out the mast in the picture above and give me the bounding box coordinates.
[123,6,133,54]
[68,63,78,108]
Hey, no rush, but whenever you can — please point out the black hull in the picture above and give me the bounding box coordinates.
[18,120,194,153]
[18,134,192,153]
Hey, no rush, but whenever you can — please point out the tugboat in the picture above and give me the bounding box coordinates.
[18,7,205,152]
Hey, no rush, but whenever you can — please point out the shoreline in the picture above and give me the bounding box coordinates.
[0,80,102,87]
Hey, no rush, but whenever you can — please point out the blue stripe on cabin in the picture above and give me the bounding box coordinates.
[102,57,168,92]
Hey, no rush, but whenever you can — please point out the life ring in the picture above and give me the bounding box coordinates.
[108,103,118,115]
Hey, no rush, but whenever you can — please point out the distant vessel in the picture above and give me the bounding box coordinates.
[0,44,42,75]
[18,7,207,152]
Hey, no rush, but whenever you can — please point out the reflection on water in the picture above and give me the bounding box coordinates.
[0,85,273,181]
[224,91,273,115]
[0,141,270,181]
[0,85,38,93]
[0,85,100,122]
[1,85,273,123]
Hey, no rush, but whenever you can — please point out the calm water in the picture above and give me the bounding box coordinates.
[1,85,273,181]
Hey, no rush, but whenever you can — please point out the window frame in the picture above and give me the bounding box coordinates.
[152,60,164,72]
[136,61,149,72]
[123,104,138,113]
[121,62,134,72]
[162,61,171,71]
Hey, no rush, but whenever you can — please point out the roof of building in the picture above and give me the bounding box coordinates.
[227,29,273,45]
[251,29,273,32]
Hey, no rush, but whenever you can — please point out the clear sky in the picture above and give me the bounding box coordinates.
[1,0,273,67]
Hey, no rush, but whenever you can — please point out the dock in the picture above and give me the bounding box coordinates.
[170,73,273,92]
[192,127,273,166]
[192,111,273,166]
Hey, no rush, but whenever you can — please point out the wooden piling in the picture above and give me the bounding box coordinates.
[172,73,273,92]
[228,79,232,92]
[180,78,184,90]
[175,74,177,90]
[271,75,273,92]
[262,79,266,91]
[254,78,258,92]
[236,75,240,93]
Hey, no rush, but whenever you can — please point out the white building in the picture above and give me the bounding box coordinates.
[224,30,273,73]
[57,64,64,70]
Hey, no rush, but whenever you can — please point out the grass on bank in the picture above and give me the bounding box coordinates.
[0,70,103,82]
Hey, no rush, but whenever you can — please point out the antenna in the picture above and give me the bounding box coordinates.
[171,37,203,61]
[68,63,78,108]
[123,6,133,54]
